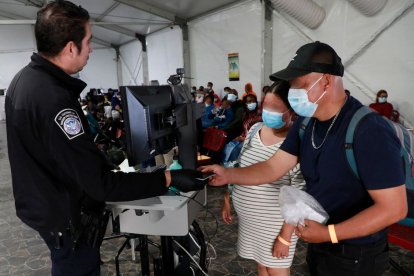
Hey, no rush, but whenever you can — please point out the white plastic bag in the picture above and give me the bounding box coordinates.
[279,186,329,226]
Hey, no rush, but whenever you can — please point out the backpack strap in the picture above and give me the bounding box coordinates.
[228,122,263,196]
[344,106,373,180]
[245,122,263,146]
[385,119,414,190]
[299,117,312,141]
[235,122,264,163]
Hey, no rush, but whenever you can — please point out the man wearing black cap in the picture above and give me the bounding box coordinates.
[202,41,407,275]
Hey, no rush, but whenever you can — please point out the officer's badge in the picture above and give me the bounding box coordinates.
[54,109,84,140]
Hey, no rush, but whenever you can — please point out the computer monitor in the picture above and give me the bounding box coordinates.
[121,85,176,166]
[121,84,200,169]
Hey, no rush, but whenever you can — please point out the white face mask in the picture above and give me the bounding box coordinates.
[196,95,205,103]
[227,93,237,102]
[378,96,387,103]
[246,102,257,111]
[288,75,326,117]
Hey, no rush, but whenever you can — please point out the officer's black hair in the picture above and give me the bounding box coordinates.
[35,1,90,57]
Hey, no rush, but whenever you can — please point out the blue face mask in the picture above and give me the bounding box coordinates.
[288,75,326,117]
[262,109,288,129]
[227,93,237,102]
[246,102,257,111]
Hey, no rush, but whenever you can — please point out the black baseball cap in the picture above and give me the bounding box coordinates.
[269,41,344,81]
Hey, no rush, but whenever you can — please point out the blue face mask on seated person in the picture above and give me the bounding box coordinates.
[227,94,237,102]
[262,109,288,129]
[288,74,325,117]
[246,102,257,111]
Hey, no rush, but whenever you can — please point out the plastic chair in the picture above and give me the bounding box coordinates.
[387,188,414,276]
[387,222,414,276]
[202,128,227,152]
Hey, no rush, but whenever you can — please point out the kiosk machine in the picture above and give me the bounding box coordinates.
[107,78,207,275]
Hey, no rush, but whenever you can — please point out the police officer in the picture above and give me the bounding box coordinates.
[5,1,204,275]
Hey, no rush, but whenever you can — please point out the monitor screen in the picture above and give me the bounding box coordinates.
[121,85,176,166]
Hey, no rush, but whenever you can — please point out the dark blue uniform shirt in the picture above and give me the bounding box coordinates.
[6,53,168,233]
[280,96,404,244]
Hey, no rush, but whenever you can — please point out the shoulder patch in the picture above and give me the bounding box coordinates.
[54,109,84,140]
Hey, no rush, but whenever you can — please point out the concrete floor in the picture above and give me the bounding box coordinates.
[0,120,413,275]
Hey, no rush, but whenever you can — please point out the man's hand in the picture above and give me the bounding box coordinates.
[272,238,290,259]
[170,169,207,192]
[200,165,230,186]
[295,220,330,243]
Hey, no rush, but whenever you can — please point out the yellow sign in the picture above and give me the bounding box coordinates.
[228,53,239,81]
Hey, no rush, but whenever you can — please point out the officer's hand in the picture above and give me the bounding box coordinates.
[170,169,207,193]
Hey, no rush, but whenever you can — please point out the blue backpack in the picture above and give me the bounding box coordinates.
[299,106,414,225]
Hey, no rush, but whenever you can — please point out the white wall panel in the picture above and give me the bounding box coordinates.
[189,0,262,99]
[0,25,35,90]
[80,48,118,97]
[147,27,183,85]
[0,52,32,90]
[272,0,414,126]
[0,25,35,52]
[119,40,144,86]
[0,25,118,98]
[347,5,414,125]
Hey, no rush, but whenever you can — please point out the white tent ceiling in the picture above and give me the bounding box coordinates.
[0,0,241,48]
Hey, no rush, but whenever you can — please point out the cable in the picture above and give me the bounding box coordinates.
[207,243,217,261]
[173,240,208,276]
[177,193,219,243]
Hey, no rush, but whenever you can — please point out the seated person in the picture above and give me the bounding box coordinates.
[202,95,215,128]
[222,86,231,101]
[241,82,257,101]
[222,89,244,141]
[195,86,206,103]
[236,94,262,142]
[222,94,262,163]
[369,89,394,119]
[214,99,234,129]
[206,81,221,107]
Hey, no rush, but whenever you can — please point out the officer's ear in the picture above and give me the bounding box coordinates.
[62,41,79,58]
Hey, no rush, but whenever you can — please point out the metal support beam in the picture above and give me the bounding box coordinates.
[0,19,35,24]
[188,0,242,21]
[261,0,273,91]
[10,0,138,39]
[14,0,43,8]
[136,34,149,85]
[93,2,141,38]
[0,9,28,20]
[115,0,176,22]
[95,2,120,22]
[91,37,113,48]
[181,24,191,86]
[93,24,136,38]
[113,46,123,87]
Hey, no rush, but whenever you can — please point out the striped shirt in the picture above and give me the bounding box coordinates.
[232,124,305,268]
